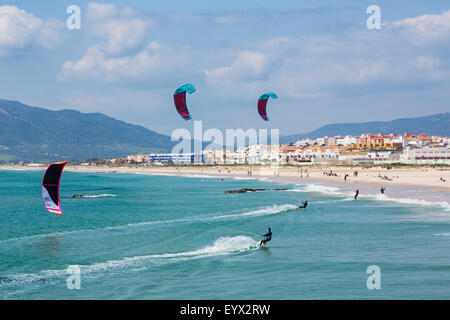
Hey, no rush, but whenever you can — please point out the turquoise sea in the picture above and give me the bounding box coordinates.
[0,169,449,299]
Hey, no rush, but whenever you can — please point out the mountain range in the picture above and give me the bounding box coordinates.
[280,112,449,144]
[0,98,448,162]
[0,99,173,162]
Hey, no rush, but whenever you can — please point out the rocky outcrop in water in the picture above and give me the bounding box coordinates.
[225,188,288,194]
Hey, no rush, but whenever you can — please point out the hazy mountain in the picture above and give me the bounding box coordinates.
[281,113,450,144]
[0,99,173,162]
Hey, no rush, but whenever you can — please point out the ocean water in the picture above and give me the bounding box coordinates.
[0,169,449,299]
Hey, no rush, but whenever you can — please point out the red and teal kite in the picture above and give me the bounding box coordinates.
[173,84,196,120]
[257,93,278,121]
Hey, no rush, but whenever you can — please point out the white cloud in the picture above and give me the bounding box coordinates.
[203,50,267,84]
[411,56,440,69]
[203,66,232,83]
[86,3,153,55]
[203,9,450,101]
[60,7,450,102]
[0,5,63,57]
[390,10,450,44]
[60,3,163,82]
[93,18,152,54]
[86,3,117,20]
[233,51,266,75]
[60,41,189,82]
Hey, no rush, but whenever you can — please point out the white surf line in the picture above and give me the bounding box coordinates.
[82,236,256,273]
[0,236,256,288]
[289,182,450,211]
[357,193,450,211]
[289,184,352,197]
[73,194,117,198]
[433,233,450,237]
[0,203,296,245]
[208,204,297,220]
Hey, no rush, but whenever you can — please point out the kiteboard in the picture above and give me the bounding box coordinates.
[253,241,266,249]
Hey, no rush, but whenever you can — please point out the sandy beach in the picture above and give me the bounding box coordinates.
[2,164,449,188]
[2,164,449,205]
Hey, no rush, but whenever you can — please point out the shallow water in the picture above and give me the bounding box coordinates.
[0,170,449,299]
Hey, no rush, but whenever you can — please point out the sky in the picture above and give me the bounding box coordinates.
[0,0,449,135]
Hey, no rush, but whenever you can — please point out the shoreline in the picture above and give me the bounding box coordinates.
[2,164,448,188]
[1,164,449,208]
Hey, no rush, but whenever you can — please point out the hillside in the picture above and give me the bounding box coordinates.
[281,113,450,144]
[0,99,173,162]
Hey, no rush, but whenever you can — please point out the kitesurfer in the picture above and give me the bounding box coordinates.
[380,187,386,194]
[259,228,272,246]
[298,201,308,210]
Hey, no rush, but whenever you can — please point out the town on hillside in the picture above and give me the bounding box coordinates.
[121,132,450,166]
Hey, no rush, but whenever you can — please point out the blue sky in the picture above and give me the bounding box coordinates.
[0,1,449,135]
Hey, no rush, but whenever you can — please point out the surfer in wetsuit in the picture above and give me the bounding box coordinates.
[380,187,385,194]
[354,189,359,200]
[298,201,308,210]
[259,228,272,246]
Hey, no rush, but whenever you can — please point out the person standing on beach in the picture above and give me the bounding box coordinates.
[354,189,359,200]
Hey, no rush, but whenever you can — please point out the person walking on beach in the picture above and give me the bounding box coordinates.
[354,189,359,200]
[259,228,272,246]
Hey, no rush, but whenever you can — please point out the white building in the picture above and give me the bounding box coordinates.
[335,135,358,146]
[399,147,450,164]
[295,138,315,146]
[27,163,44,167]
[338,151,393,164]
[147,154,203,165]
[315,137,326,146]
